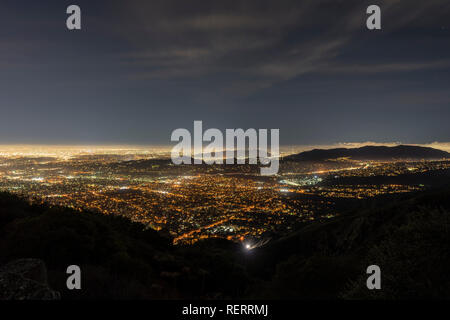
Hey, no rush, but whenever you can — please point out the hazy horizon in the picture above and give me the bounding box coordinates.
[0,141,449,158]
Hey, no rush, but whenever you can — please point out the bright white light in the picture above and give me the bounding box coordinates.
[245,244,251,249]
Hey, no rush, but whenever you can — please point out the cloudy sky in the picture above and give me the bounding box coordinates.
[0,0,449,145]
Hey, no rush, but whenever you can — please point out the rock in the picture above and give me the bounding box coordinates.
[0,259,60,300]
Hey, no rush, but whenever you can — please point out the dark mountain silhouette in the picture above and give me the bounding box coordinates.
[1,186,450,299]
[284,145,450,161]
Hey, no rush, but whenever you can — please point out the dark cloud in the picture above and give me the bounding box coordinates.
[0,0,449,144]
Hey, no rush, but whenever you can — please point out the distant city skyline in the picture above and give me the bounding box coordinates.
[1,0,449,145]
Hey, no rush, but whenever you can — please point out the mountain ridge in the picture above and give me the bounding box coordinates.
[284,145,450,161]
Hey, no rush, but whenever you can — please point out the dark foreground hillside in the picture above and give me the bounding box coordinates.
[247,187,450,299]
[0,193,247,299]
[1,187,450,299]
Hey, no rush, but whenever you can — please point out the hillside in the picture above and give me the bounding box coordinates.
[1,187,450,299]
[246,187,450,299]
[284,145,450,161]
[0,193,247,299]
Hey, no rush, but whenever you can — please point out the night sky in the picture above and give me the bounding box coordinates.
[0,0,449,145]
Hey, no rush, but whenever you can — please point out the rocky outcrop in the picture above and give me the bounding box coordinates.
[0,259,60,300]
